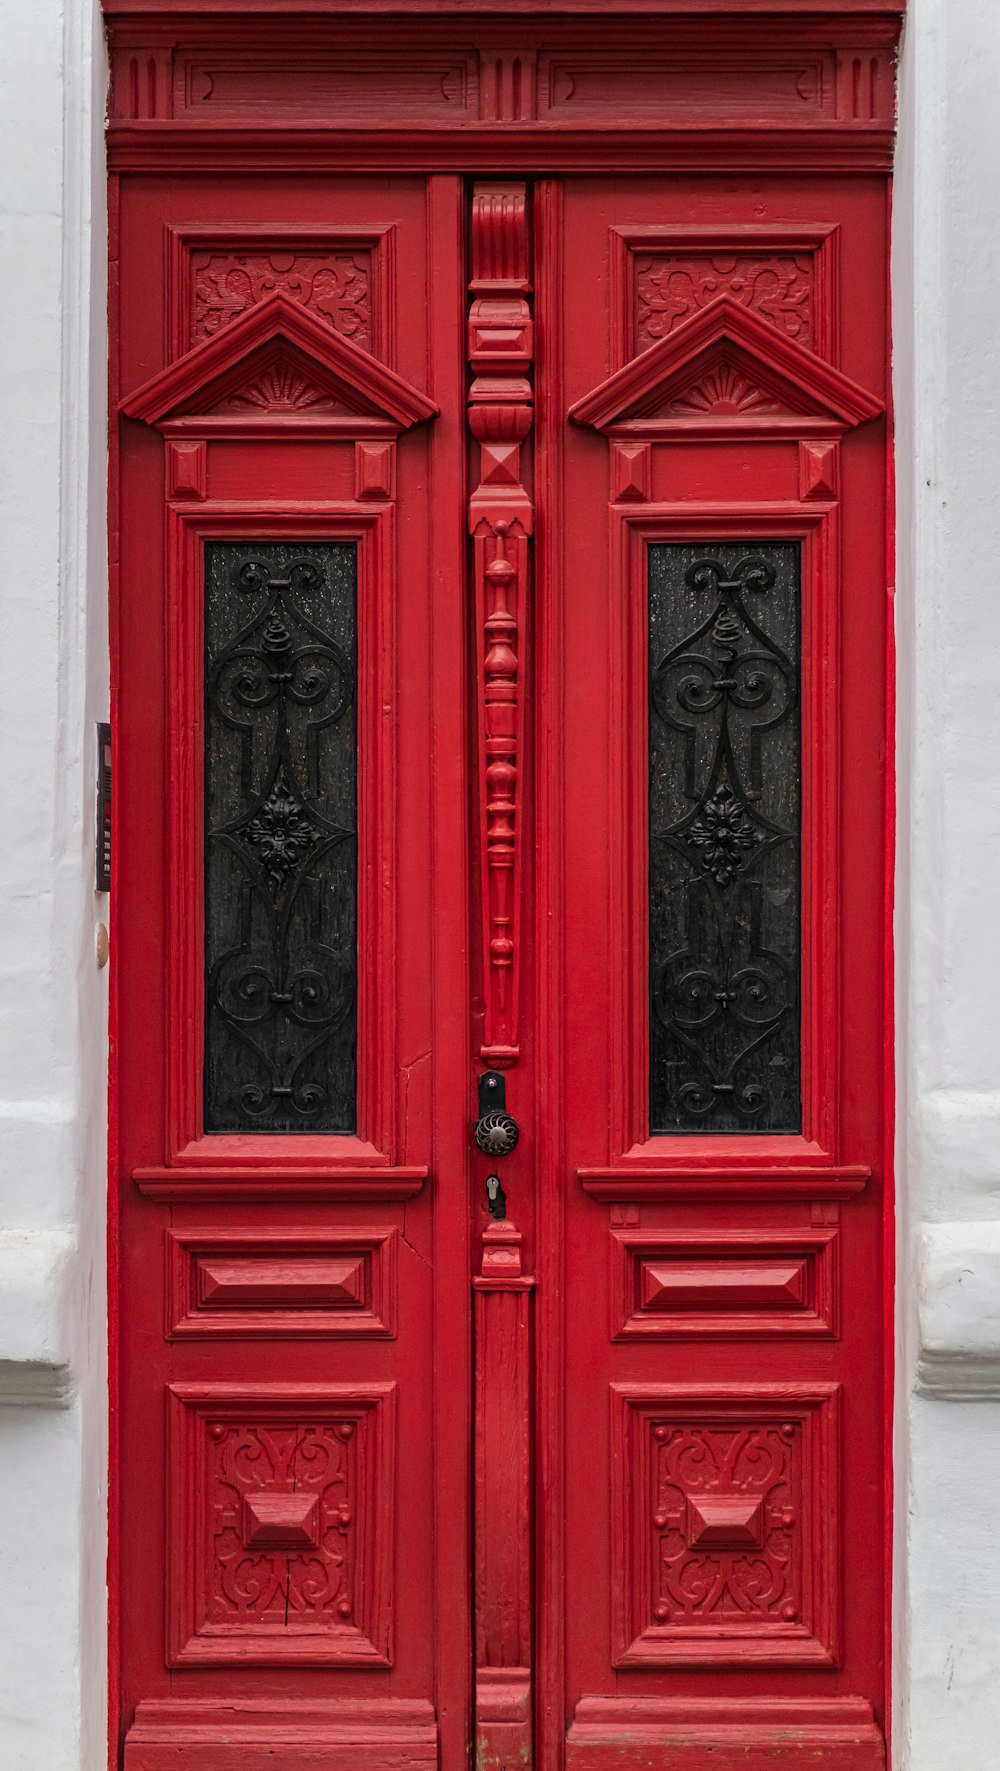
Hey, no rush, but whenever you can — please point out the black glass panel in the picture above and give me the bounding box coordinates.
[204,541,357,1132]
[648,542,801,1133]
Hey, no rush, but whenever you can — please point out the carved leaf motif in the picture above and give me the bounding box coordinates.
[654,1423,798,1626]
[209,1421,352,1624]
[635,253,814,352]
[193,251,372,349]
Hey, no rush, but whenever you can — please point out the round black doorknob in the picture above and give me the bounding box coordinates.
[474,1111,520,1158]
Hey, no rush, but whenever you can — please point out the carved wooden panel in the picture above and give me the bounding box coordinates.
[612,227,839,369]
[204,541,357,1133]
[648,543,801,1133]
[613,1386,840,1666]
[611,1228,838,1339]
[168,1228,396,1338]
[169,1384,394,1665]
[636,253,814,352]
[192,252,372,349]
[167,229,391,365]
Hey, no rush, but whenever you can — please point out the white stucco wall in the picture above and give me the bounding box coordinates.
[0,1,999,1768]
[0,0,108,1767]
[894,0,1000,1765]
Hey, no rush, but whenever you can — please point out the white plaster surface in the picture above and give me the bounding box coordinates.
[0,0,108,1764]
[894,0,1000,1764]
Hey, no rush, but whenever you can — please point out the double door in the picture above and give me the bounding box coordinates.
[114,170,889,1769]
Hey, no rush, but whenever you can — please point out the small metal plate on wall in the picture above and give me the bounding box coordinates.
[96,722,112,893]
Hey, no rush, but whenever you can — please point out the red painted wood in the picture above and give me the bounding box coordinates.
[468,181,533,1064]
[112,167,470,1768]
[552,166,891,1765]
[473,1223,534,1767]
[108,10,897,1768]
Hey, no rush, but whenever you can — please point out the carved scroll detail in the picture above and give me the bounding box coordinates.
[469,182,533,1065]
[473,1223,534,1766]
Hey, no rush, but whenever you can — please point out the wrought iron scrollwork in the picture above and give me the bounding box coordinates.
[648,544,801,1132]
[204,543,357,1131]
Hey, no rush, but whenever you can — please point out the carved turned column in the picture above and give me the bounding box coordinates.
[468,182,533,1065]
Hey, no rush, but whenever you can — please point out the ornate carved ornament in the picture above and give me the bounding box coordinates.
[468,183,533,1065]
[569,295,882,442]
[120,291,437,439]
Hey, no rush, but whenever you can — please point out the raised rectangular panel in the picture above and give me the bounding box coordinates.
[612,1228,838,1338]
[539,52,836,120]
[566,1697,884,1770]
[168,1384,394,1665]
[168,1228,396,1337]
[175,52,474,119]
[612,1384,840,1666]
[124,1699,437,1771]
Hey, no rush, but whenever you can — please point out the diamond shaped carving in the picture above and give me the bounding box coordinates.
[687,1493,765,1548]
[613,1385,840,1667]
[242,1491,320,1551]
[169,1384,394,1666]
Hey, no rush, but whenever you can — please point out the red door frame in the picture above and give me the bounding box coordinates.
[104,4,902,1767]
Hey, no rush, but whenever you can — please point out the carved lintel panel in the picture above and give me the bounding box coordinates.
[473,1223,534,1765]
[191,249,373,350]
[613,1386,840,1667]
[468,183,533,1065]
[635,251,815,354]
[648,543,801,1133]
[204,542,357,1133]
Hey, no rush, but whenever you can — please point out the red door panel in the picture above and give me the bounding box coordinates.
[544,176,888,1767]
[114,173,472,1768]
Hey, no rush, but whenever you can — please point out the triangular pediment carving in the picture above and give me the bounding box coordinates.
[121,292,438,434]
[569,296,882,438]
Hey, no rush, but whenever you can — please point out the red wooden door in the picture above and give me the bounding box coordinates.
[113,174,472,1770]
[111,143,891,1771]
[542,179,890,1771]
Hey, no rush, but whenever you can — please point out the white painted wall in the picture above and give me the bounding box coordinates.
[0,0,998,1766]
[894,0,1000,1764]
[0,0,108,1766]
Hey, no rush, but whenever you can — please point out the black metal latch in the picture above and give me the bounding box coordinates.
[474,1071,518,1221]
[474,1069,519,1158]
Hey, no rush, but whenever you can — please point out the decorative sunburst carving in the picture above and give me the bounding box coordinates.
[222,361,347,415]
[665,362,786,418]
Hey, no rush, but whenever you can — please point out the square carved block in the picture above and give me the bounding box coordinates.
[611,1228,838,1339]
[168,1384,394,1666]
[167,1228,396,1338]
[612,1385,840,1667]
